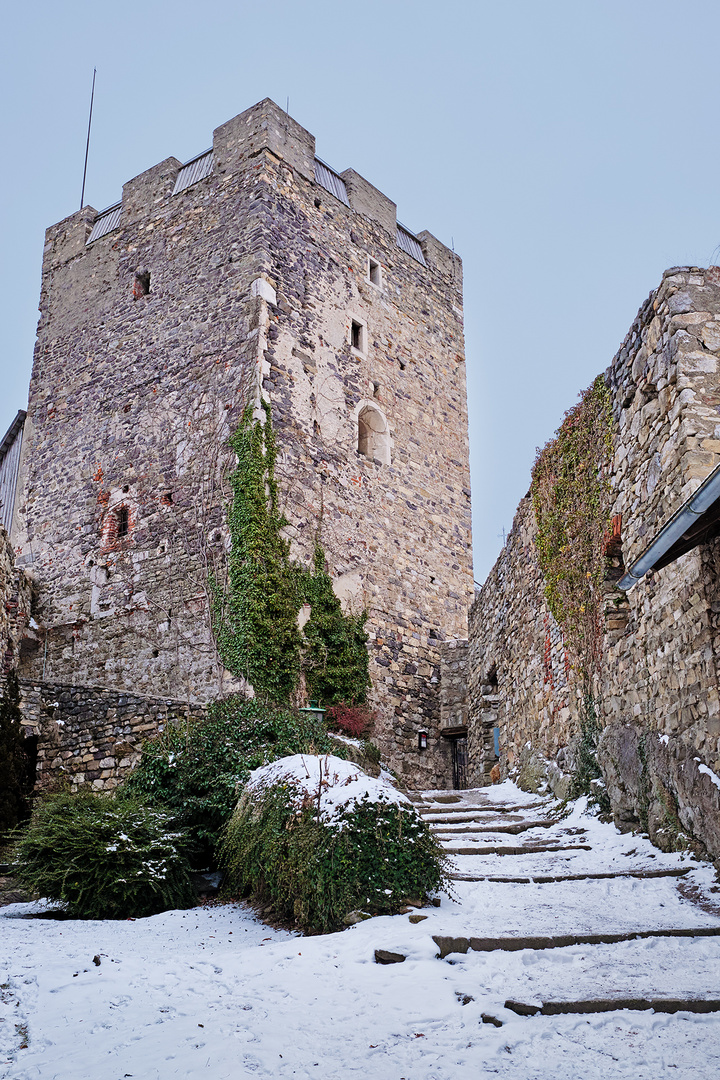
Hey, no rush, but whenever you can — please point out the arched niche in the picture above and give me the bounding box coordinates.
[357,404,390,465]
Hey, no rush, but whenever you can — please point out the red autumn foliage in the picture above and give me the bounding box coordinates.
[325,702,374,739]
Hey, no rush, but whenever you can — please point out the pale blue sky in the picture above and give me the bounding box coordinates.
[2,0,720,581]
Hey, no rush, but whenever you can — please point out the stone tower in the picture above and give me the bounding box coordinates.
[14,99,473,788]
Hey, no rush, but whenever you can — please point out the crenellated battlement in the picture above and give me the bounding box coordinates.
[42,98,460,285]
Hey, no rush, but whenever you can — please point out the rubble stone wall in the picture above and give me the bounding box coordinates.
[19,680,206,791]
[0,525,31,682]
[470,267,720,857]
[16,99,473,790]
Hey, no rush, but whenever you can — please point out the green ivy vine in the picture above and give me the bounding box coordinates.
[302,544,370,706]
[531,375,615,808]
[210,401,303,702]
[531,374,614,684]
[211,403,370,708]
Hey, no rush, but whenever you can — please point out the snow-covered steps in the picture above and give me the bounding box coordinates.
[433,925,720,957]
[505,996,720,1017]
[441,842,593,856]
[450,866,692,884]
[432,819,563,835]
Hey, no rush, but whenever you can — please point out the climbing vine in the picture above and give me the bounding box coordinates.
[210,402,303,702]
[531,374,614,683]
[211,404,370,708]
[302,544,370,707]
[531,375,615,809]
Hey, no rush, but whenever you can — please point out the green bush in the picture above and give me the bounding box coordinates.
[12,791,195,919]
[122,697,339,856]
[220,757,447,933]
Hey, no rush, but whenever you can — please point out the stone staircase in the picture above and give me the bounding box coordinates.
[398,785,720,1021]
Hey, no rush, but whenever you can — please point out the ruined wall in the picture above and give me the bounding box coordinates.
[469,266,720,856]
[18,680,206,791]
[16,99,473,789]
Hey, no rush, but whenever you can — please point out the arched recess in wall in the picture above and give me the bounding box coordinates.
[356,403,391,466]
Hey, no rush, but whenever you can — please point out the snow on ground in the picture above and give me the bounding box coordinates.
[3,783,720,1079]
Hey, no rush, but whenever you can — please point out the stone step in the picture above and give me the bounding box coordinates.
[505,997,720,1017]
[431,819,563,836]
[449,867,692,884]
[441,842,593,856]
[432,926,720,958]
[423,812,526,824]
[420,803,548,816]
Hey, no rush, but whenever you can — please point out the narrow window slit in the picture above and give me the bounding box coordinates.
[133,269,151,299]
[117,506,129,538]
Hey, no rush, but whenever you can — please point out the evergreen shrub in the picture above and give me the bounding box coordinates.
[12,791,195,919]
[220,755,447,933]
[122,697,338,855]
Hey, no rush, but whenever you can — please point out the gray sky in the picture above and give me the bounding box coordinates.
[2,0,720,582]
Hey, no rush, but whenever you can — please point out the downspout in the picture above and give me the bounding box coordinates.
[618,460,720,590]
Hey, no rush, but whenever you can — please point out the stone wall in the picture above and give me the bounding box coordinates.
[0,524,31,682]
[15,98,473,789]
[468,498,577,790]
[19,680,206,791]
[440,639,470,729]
[470,266,720,857]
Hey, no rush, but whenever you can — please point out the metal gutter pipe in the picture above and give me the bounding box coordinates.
[618,460,720,590]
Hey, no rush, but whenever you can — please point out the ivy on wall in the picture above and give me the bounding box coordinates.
[531,374,614,684]
[530,375,615,808]
[0,673,34,834]
[210,402,303,702]
[303,544,370,706]
[211,403,370,708]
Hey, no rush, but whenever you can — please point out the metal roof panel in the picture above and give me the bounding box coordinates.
[87,203,122,244]
[314,158,350,206]
[172,150,214,196]
[396,224,426,266]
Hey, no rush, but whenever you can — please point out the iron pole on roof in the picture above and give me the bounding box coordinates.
[80,68,97,210]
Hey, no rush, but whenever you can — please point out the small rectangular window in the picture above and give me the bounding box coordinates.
[368,258,382,288]
[350,319,366,354]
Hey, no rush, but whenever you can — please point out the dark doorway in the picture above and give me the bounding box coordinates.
[450,734,469,790]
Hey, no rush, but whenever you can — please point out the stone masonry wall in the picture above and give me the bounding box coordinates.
[440,639,470,729]
[468,498,577,789]
[470,267,720,858]
[19,680,206,791]
[16,99,473,790]
[0,524,31,682]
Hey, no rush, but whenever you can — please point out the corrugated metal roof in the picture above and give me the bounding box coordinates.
[173,149,214,196]
[314,158,350,206]
[0,409,26,535]
[87,203,122,244]
[396,223,426,266]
